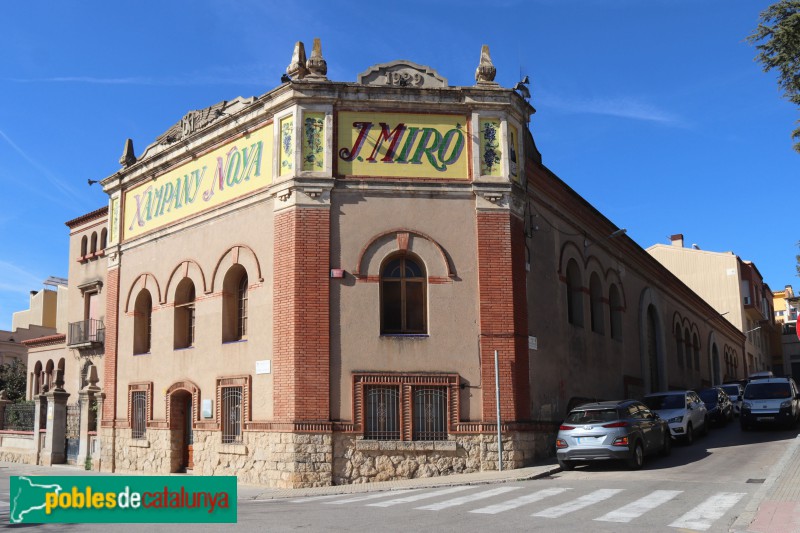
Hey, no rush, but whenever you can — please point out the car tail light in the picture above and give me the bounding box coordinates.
[559,425,575,430]
[612,436,629,446]
[602,421,628,428]
[556,439,568,449]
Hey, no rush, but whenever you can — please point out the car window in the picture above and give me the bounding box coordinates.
[721,385,739,396]
[628,405,644,419]
[643,395,684,410]
[565,408,618,424]
[744,383,791,400]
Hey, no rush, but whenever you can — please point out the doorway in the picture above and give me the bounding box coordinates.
[169,390,194,472]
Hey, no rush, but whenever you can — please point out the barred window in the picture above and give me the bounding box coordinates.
[413,387,448,441]
[131,391,147,439]
[221,386,243,444]
[364,386,400,440]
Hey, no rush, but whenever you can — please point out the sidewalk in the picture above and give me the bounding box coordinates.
[732,434,800,533]
[238,459,562,501]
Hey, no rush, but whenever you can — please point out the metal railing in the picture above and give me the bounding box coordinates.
[68,318,105,347]
[3,402,35,431]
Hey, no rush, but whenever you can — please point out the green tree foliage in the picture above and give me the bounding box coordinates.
[0,359,28,402]
[747,1,800,153]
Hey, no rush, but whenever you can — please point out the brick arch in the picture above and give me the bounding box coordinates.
[557,241,584,280]
[354,228,454,279]
[124,273,162,313]
[165,380,201,429]
[163,260,208,303]
[210,245,263,292]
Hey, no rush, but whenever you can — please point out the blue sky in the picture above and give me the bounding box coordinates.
[0,0,797,331]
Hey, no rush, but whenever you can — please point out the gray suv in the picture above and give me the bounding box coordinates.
[556,400,671,471]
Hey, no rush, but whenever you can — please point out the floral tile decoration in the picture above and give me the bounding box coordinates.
[479,119,501,176]
[280,116,294,175]
[302,113,325,172]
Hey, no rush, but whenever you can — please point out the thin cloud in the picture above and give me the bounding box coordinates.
[0,261,42,295]
[538,91,686,127]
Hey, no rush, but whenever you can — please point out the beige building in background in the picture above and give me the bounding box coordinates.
[773,285,799,380]
[647,235,778,379]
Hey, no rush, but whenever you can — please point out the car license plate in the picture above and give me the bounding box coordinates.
[575,437,598,445]
[757,417,774,421]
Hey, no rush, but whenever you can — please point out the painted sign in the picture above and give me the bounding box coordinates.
[337,112,469,179]
[123,124,273,239]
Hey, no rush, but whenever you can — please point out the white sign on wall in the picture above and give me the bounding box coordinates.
[255,360,271,375]
[528,336,538,350]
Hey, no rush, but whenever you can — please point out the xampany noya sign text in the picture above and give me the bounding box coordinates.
[337,112,469,179]
[123,124,273,239]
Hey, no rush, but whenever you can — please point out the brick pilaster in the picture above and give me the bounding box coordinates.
[273,207,330,422]
[477,211,530,422]
[102,266,120,424]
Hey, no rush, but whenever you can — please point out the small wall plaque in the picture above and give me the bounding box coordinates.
[256,360,271,374]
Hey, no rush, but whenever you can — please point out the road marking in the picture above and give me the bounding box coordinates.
[415,486,522,511]
[595,490,682,523]
[367,486,474,507]
[324,489,418,504]
[533,488,624,518]
[470,488,571,514]
[669,492,746,531]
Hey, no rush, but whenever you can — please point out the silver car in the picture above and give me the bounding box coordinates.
[721,383,744,416]
[642,390,709,445]
[555,400,671,471]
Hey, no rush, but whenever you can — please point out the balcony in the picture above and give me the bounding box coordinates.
[743,296,765,322]
[68,319,105,349]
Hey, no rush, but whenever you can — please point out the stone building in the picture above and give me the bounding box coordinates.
[4,41,743,487]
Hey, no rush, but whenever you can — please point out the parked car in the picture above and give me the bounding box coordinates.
[721,383,744,416]
[555,399,671,471]
[642,390,708,445]
[697,387,734,426]
[741,377,800,430]
[748,371,774,381]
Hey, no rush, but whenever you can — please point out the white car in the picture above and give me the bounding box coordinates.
[642,390,709,445]
[721,383,744,416]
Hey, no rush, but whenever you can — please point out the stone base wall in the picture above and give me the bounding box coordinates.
[99,427,115,472]
[112,428,174,474]
[0,448,36,464]
[332,431,540,485]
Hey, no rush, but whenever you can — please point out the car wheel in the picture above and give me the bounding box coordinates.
[685,424,694,445]
[558,458,575,471]
[627,441,644,470]
[660,433,672,457]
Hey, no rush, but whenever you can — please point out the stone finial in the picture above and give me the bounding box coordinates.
[88,364,99,387]
[305,38,328,81]
[119,138,136,167]
[54,369,65,391]
[475,44,498,86]
[286,41,309,80]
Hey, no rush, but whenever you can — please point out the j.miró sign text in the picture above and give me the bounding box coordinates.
[337,112,469,179]
[123,124,273,239]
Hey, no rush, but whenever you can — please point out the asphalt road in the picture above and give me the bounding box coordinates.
[1,421,796,532]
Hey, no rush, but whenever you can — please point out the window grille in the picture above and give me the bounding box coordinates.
[131,391,147,439]
[237,274,248,339]
[413,387,448,441]
[221,386,243,444]
[364,386,400,440]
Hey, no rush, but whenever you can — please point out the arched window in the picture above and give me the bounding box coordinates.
[590,273,604,334]
[222,265,248,342]
[381,254,427,334]
[100,228,108,250]
[134,290,152,355]
[684,327,692,369]
[33,361,42,396]
[44,360,54,392]
[675,325,684,368]
[566,259,583,327]
[80,236,88,257]
[712,344,721,385]
[692,333,700,371]
[609,284,623,340]
[646,305,661,392]
[90,232,98,254]
[174,279,196,349]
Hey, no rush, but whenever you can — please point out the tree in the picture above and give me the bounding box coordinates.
[0,359,28,402]
[747,1,800,153]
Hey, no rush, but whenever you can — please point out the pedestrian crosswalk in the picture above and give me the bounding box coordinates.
[287,484,748,531]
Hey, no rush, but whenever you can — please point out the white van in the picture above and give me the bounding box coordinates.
[748,371,774,381]
[741,377,800,429]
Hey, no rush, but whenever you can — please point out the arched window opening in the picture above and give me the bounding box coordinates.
[675,325,684,368]
[647,305,661,392]
[609,284,623,340]
[222,265,248,342]
[100,228,108,250]
[380,254,427,334]
[134,290,152,355]
[33,361,42,396]
[174,279,196,349]
[692,334,700,371]
[80,236,88,257]
[590,273,604,334]
[44,360,54,392]
[90,232,98,254]
[566,259,583,327]
[712,344,721,385]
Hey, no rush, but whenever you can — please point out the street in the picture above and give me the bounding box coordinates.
[1,421,797,532]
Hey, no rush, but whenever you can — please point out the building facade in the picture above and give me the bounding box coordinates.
[6,42,744,487]
[773,286,799,381]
